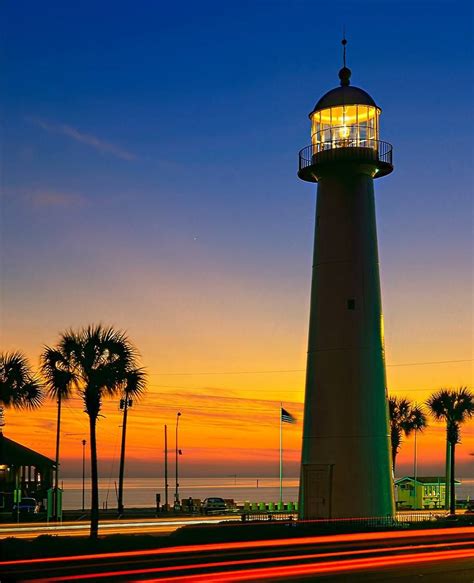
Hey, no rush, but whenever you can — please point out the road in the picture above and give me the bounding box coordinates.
[2,526,473,582]
[2,510,462,539]
[0,515,237,539]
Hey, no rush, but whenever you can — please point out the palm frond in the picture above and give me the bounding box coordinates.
[16,377,44,409]
[122,367,147,400]
[40,346,77,400]
[0,351,44,409]
[427,387,474,423]
[452,387,474,422]
[427,387,473,444]
[399,404,427,436]
[59,329,84,367]
[61,324,143,415]
[388,395,427,463]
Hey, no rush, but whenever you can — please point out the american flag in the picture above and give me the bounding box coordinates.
[281,407,296,424]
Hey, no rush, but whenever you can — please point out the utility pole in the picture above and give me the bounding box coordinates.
[175,412,181,508]
[16,469,20,524]
[82,439,87,512]
[117,395,132,516]
[53,394,62,521]
[164,425,169,510]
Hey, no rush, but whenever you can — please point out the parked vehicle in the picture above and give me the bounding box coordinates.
[201,497,227,515]
[12,497,37,515]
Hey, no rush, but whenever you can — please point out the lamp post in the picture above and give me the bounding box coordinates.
[81,439,86,512]
[175,412,181,508]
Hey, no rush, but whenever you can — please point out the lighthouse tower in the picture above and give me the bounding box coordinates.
[298,41,395,519]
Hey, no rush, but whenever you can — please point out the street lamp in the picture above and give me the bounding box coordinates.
[175,412,181,508]
[81,439,86,512]
[164,425,169,511]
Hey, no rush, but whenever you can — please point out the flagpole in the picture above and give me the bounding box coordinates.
[413,401,418,509]
[279,402,283,506]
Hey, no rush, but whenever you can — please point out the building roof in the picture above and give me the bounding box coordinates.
[312,85,377,115]
[310,67,378,116]
[0,434,55,468]
[395,476,461,485]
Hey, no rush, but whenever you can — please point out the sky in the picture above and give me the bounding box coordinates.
[1,0,473,480]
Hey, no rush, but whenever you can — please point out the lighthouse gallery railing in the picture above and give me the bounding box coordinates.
[299,139,393,173]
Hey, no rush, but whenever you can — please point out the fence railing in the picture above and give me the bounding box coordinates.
[299,139,393,174]
[241,512,298,522]
[241,511,460,528]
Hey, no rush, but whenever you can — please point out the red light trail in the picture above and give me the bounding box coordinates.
[2,526,473,568]
[28,540,473,582]
[147,548,474,582]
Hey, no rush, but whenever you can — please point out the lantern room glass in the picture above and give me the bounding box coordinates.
[311,105,380,151]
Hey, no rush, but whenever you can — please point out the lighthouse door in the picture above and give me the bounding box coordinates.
[303,464,333,519]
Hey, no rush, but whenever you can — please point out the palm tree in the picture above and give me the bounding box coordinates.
[0,351,43,429]
[40,346,77,519]
[388,396,427,473]
[426,387,474,515]
[117,367,147,516]
[59,325,140,538]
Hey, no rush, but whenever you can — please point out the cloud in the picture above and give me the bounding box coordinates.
[30,191,86,208]
[128,388,304,430]
[27,117,137,161]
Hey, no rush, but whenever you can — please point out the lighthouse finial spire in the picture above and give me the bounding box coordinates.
[342,28,347,68]
[339,31,351,87]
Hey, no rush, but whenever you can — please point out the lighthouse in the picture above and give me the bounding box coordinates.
[298,41,395,519]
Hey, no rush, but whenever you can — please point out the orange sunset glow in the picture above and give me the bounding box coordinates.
[3,313,473,479]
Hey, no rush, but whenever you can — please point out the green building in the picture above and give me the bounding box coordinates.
[395,476,461,510]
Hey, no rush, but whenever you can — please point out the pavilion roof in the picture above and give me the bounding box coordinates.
[0,433,55,468]
[395,476,461,485]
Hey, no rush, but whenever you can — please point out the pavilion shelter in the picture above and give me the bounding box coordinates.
[395,476,461,510]
[0,433,55,510]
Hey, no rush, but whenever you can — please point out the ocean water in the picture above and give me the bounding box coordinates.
[59,477,474,510]
[60,477,299,510]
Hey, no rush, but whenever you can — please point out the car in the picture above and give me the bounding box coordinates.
[12,497,37,515]
[201,497,227,515]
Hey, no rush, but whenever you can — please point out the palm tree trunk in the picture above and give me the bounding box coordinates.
[117,396,129,516]
[390,427,400,476]
[89,415,99,539]
[53,394,62,520]
[450,441,456,515]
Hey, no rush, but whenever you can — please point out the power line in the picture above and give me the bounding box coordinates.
[146,358,473,376]
[142,385,468,394]
[387,359,472,368]
[147,369,305,376]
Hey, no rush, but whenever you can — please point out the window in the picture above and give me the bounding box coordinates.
[311,105,380,151]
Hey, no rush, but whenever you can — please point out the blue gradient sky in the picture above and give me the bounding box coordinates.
[1,0,473,476]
